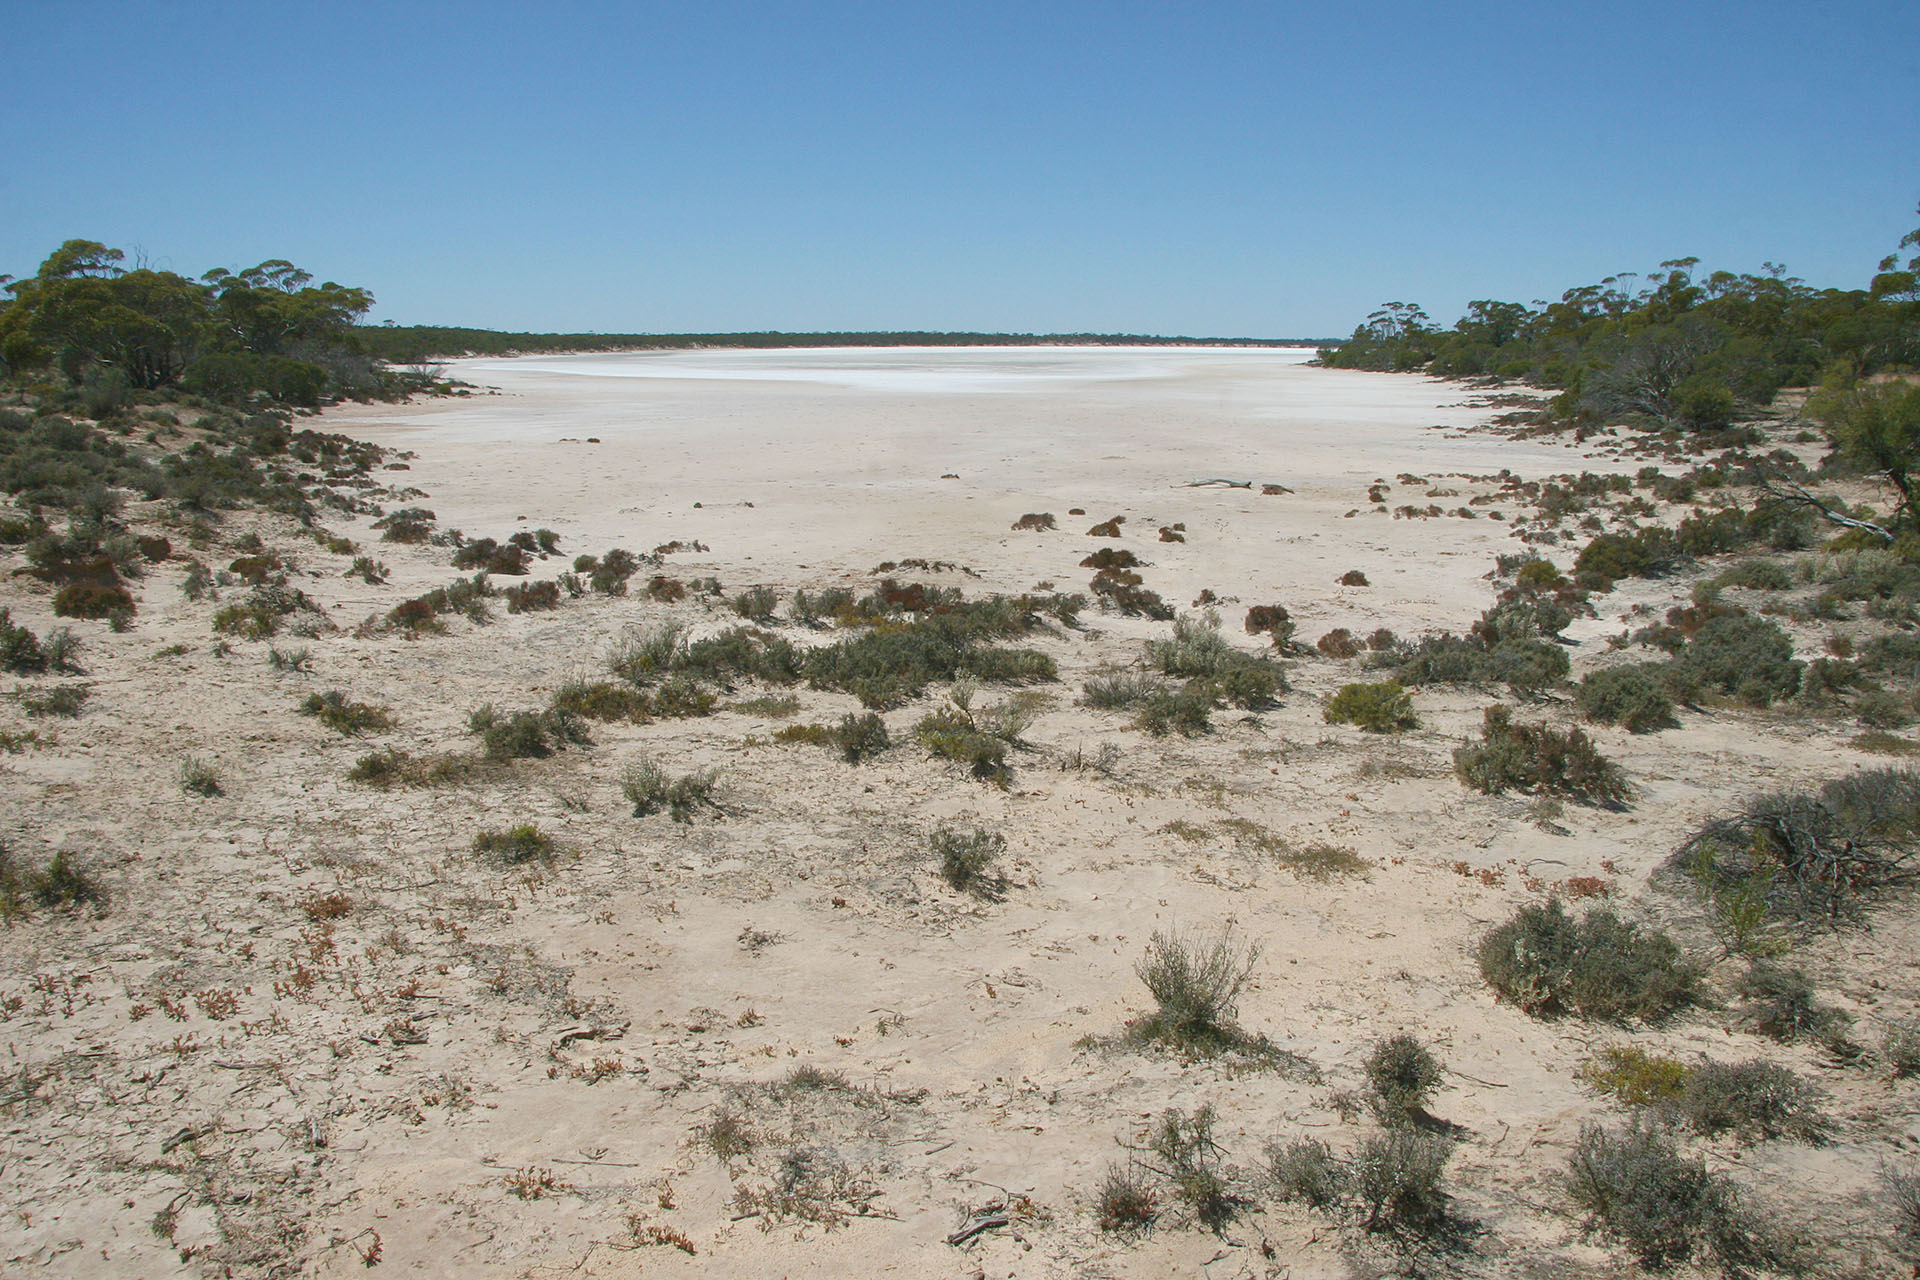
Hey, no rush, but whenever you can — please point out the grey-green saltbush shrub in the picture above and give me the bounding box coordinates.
[1364,1033,1444,1125]
[1577,664,1679,733]
[1083,670,1159,709]
[1737,963,1852,1045]
[300,689,393,736]
[1130,927,1258,1054]
[1673,766,1920,927]
[1397,632,1570,695]
[469,703,589,760]
[1478,899,1699,1022]
[178,755,221,796]
[472,824,554,864]
[1675,1059,1826,1144]
[1567,1121,1793,1275]
[1673,614,1803,706]
[621,758,721,822]
[1454,706,1630,804]
[1324,680,1417,732]
[932,825,1005,897]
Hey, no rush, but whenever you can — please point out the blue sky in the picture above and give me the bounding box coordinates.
[2,0,1915,336]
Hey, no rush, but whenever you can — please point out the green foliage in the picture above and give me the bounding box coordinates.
[19,683,89,717]
[1813,381,1920,533]
[1144,1106,1238,1230]
[0,608,47,673]
[931,825,1006,897]
[1130,927,1259,1054]
[1363,1033,1444,1125]
[1453,706,1630,804]
[1396,632,1570,694]
[1567,1121,1794,1276]
[1577,664,1679,732]
[1581,1046,1692,1107]
[1324,680,1417,732]
[1477,899,1699,1022]
[299,689,393,735]
[1672,614,1802,705]
[1673,767,1920,927]
[1093,1164,1158,1231]
[620,757,721,822]
[468,703,588,760]
[1737,963,1852,1044]
[178,755,222,797]
[471,824,555,865]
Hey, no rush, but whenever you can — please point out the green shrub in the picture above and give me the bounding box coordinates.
[1577,664,1679,732]
[299,690,393,736]
[19,683,89,718]
[1324,680,1417,732]
[834,711,890,763]
[1265,1137,1343,1210]
[178,755,222,797]
[472,824,555,864]
[1344,1128,1453,1243]
[1132,683,1215,737]
[0,609,47,673]
[1396,632,1570,694]
[1477,899,1699,1022]
[1364,1033,1444,1125]
[1083,670,1159,708]
[914,706,1010,783]
[621,758,721,822]
[1673,614,1802,705]
[1580,1046,1691,1107]
[1737,963,1852,1045]
[1454,706,1629,804]
[1675,1059,1826,1144]
[931,825,1005,897]
[468,703,588,760]
[731,585,779,622]
[1144,1106,1237,1230]
[1567,1121,1791,1275]
[1673,767,1920,927]
[53,582,134,619]
[551,679,652,722]
[1130,927,1259,1053]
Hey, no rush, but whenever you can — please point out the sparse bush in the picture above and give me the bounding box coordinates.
[1324,680,1417,732]
[1083,669,1159,709]
[1567,1121,1791,1275]
[1673,767,1920,927]
[178,755,222,796]
[1131,927,1259,1053]
[1087,515,1124,537]
[1339,569,1369,586]
[299,689,393,735]
[1477,899,1699,1022]
[1144,1106,1238,1230]
[1344,1128,1453,1243]
[1132,682,1214,737]
[1364,1033,1444,1125]
[1012,512,1056,532]
[1094,1163,1158,1231]
[1676,1059,1826,1144]
[1577,664,1679,732]
[1265,1137,1343,1210]
[266,644,310,672]
[914,706,1010,783]
[472,824,555,865]
[19,683,89,718]
[932,825,1005,897]
[1737,963,1851,1044]
[1884,1024,1920,1078]
[621,758,721,822]
[345,746,470,788]
[0,845,104,918]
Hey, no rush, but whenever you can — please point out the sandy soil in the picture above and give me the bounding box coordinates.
[0,348,1911,1278]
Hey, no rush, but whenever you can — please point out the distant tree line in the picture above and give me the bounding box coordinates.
[359,326,1321,364]
[0,240,407,407]
[1320,211,1920,434]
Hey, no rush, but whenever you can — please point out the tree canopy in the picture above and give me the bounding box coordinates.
[0,240,376,404]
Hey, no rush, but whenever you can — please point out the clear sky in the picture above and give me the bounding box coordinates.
[2,0,1915,337]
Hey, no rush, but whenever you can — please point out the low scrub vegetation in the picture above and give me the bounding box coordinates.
[1478,899,1699,1022]
[472,824,556,865]
[1324,680,1416,731]
[1577,663,1679,732]
[299,689,393,736]
[1454,706,1629,804]
[621,757,721,822]
[931,825,1006,898]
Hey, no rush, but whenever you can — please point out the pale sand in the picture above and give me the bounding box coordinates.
[0,349,1906,1278]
